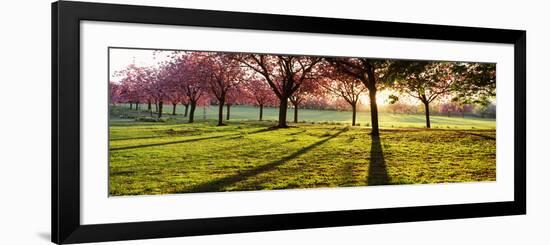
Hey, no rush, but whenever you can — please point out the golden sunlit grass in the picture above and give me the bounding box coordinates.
[109,108,496,196]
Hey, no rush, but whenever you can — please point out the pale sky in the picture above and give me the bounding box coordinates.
[109,48,173,82]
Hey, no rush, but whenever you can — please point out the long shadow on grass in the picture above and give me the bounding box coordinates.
[464,132,496,141]
[366,134,389,185]
[110,134,230,151]
[109,127,280,151]
[110,135,166,141]
[182,128,347,193]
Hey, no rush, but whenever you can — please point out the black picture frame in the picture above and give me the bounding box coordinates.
[52,1,526,244]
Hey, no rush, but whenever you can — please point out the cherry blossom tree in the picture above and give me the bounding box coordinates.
[116,64,150,110]
[147,63,174,118]
[302,96,331,110]
[166,86,184,116]
[333,97,352,111]
[385,101,418,114]
[439,102,473,118]
[318,62,367,126]
[166,52,209,123]
[116,62,174,118]
[439,102,459,117]
[180,96,190,117]
[202,53,244,126]
[243,79,277,121]
[109,81,122,106]
[288,77,324,123]
[238,54,322,128]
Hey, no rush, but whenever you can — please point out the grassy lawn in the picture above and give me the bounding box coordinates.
[109,106,496,196]
[118,104,496,130]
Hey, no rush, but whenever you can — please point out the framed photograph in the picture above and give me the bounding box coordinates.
[52,1,526,244]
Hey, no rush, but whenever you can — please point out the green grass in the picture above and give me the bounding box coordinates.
[109,107,496,196]
[117,104,495,129]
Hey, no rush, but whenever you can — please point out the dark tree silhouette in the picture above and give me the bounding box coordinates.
[326,58,387,135]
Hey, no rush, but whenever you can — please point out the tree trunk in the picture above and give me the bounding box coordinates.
[293,102,298,123]
[188,102,196,123]
[129,103,133,110]
[217,100,225,126]
[155,102,158,112]
[351,103,357,126]
[278,97,288,128]
[226,104,231,121]
[172,103,177,115]
[368,89,380,135]
[259,104,263,121]
[135,102,139,111]
[423,101,431,128]
[148,101,152,111]
[184,104,189,117]
[157,101,163,119]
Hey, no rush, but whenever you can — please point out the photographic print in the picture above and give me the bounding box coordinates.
[108,48,496,196]
[51,2,526,243]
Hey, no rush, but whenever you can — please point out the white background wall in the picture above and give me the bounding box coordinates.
[0,0,548,244]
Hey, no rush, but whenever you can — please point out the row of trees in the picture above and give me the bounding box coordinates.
[110,51,496,135]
